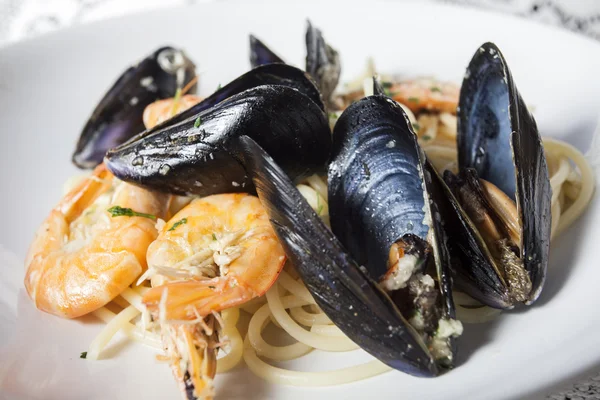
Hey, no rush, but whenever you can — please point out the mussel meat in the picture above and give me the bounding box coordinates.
[232,94,462,377]
[72,46,196,169]
[445,42,552,307]
[105,84,330,196]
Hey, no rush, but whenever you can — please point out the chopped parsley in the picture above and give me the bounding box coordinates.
[212,233,217,241]
[216,83,222,91]
[107,206,156,220]
[328,112,338,119]
[168,218,188,231]
[170,87,182,116]
[316,194,324,216]
[80,352,87,359]
[381,81,393,88]
[422,135,432,141]
[408,97,419,103]
[194,116,202,128]
[412,123,421,131]
[430,86,442,93]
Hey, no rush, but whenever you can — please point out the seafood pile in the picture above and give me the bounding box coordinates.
[24,20,570,400]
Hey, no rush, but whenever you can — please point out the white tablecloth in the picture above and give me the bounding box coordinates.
[0,0,598,399]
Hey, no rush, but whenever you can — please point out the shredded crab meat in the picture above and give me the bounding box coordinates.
[139,227,273,287]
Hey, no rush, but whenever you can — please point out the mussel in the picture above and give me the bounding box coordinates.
[305,21,341,105]
[73,46,196,168]
[249,35,284,67]
[250,20,340,103]
[444,42,551,307]
[105,84,330,196]
[135,63,324,133]
[232,94,462,377]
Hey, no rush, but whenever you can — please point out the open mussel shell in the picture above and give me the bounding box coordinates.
[248,20,340,103]
[249,34,285,68]
[105,85,331,196]
[328,96,458,360]
[372,76,386,96]
[456,42,551,304]
[305,20,341,103]
[328,95,432,280]
[143,63,324,133]
[72,46,196,169]
[230,135,441,377]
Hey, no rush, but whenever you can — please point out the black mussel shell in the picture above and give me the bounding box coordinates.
[105,85,331,196]
[248,21,340,103]
[137,63,324,136]
[249,34,285,68]
[305,20,341,103]
[328,95,430,281]
[372,76,386,96]
[230,134,440,377]
[72,46,196,169]
[442,169,513,309]
[457,42,551,304]
[328,95,458,371]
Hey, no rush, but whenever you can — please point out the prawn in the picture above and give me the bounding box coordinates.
[143,98,281,400]
[390,77,459,115]
[24,164,170,318]
[142,193,286,319]
[142,93,202,130]
[138,193,286,399]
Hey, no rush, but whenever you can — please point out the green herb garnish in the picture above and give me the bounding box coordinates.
[412,123,421,131]
[194,116,202,128]
[328,112,338,119]
[408,97,419,103]
[169,87,182,116]
[382,81,393,88]
[216,83,222,91]
[422,135,432,141]
[212,233,217,241]
[80,352,87,359]
[168,218,188,231]
[316,194,324,216]
[107,206,156,220]
[430,86,441,93]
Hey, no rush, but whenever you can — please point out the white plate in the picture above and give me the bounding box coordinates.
[1,1,599,399]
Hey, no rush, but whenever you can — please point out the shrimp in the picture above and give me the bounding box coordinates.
[142,193,286,319]
[390,78,459,115]
[142,94,202,130]
[139,193,285,399]
[24,164,170,318]
[141,93,226,400]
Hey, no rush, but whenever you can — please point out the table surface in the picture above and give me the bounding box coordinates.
[0,0,599,399]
